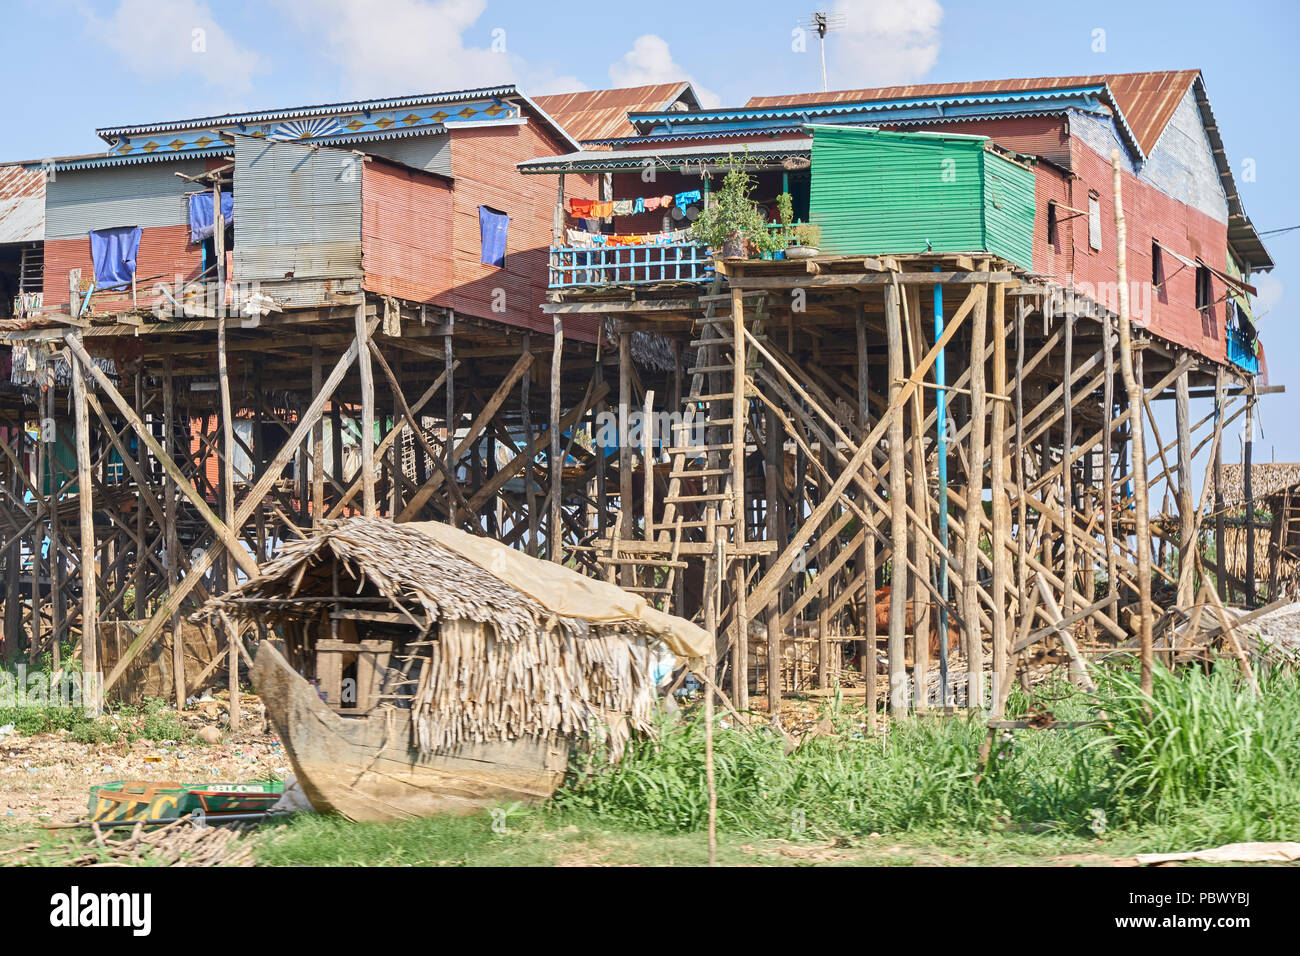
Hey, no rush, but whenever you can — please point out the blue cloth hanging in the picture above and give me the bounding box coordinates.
[89,226,142,290]
[478,206,508,267]
[188,192,234,244]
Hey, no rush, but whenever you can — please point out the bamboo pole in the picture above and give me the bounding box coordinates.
[163,357,184,707]
[731,283,749,710]
[217,301,239,730]
[311,345,324,522]
[550,314,564,562]
[884,281,908,716]
[1103,317,1117,599]
[1112,148,1154,695]
[356,302,376,517]
[989,282,1009,696]
[70,334,99,714]
[964,285,989,710]
[703,507,718,867]
[857,303,878,721]
[1175,371,1194,605]
[1214,369,1227,600]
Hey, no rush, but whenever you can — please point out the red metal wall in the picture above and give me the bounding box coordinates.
[1062,137,1228,363]
[882,115,1073,169]
[42,224,203,316]
[445,121,598,342]
[361,159,454,303]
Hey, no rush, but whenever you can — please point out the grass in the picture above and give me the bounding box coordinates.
[246,662,1300,866]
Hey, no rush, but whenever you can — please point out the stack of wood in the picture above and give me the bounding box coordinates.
[7,817,259,867]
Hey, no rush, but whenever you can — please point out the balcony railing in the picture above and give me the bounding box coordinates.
[1226,322,1259,375]
[549,241,713,289]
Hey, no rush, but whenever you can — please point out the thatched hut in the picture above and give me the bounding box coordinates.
[1218,463,1300,601]
[199,517,710,821]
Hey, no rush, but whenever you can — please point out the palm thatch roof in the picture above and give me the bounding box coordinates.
[1219,463,1300,509]
[201,517,708,753]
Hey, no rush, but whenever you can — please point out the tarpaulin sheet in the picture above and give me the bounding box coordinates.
[188,192,234,244]
[90,226,142,290]
[408,521,711,662]
[478,205,508,267]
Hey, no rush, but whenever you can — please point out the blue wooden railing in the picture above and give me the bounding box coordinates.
[1226,322,1259,375]
[549,241,713,288]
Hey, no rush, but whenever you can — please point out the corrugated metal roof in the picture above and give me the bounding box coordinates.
[745,70,1200,156]
[518,136,811,174]
[0,165,45,243]
[533,83,698,143]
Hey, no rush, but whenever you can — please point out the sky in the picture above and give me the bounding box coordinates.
[2,0,1297,462]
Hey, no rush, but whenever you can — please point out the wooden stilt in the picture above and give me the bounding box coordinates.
[1175,370,1194,605]
[1111,148,1154,695]
[356,302,376,517]
[70,334,99,713]
[1214,369,1227,600]
[550,315,564,562]
[964,285,989,709]
[989,282,1009,699]
[884,281,908,716]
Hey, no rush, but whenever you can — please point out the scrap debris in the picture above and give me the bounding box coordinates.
[3,816,261,867]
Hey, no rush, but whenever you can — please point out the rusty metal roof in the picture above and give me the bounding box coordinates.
[745,70,1200,155]
[0,164,45,244]
[534,83,699,144]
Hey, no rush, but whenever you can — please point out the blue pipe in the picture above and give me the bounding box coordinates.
[934,267,950,705]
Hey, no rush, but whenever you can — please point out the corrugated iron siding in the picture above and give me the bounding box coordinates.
[534,83,692,143]
[880,115,1072,169]
[981,151,1036,269]
[233,135,362,284]
[809,126,987,258]
[0,165,45,243]
[446,121,599,342]
[43,225,202,314]
[363,133,452,177]
[44,160,207,240]
[361,158,453,302]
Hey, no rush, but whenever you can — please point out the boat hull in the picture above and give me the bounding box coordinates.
[252,641,570,823]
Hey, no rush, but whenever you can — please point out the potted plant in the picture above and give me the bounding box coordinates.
[786,222,822,260]
[691,157,770,260]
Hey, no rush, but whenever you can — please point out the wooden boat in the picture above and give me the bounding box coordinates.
[253,640,569,822]
[207,517,709,823]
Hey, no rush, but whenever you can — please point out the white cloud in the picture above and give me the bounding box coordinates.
[89,0,262,91]
[274,0,585,99]
[827,0,944,88]
[1254,272,1284,321]
[608,35,720,108]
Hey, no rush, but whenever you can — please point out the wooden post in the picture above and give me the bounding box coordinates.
[1244,396,1256,607]
[311,345,324,522]
[989,282,1009,701]
[217,306,240,730]
[1175,371,1194,606]
[1103,317,1117,599]
[618,329,634,585]
[884,281,908,716]
[731,284,748,710]
[550,314,564,562]
[1062,311,1076,626]
[703,507,718,867]
[444,330,456,526]
[164,357,184,707]
[964,285,989,710]
[1112,149,1154,696]
[857,303,877,723]
[70,334,99,714]
[904,285,930,709]
[1213,369,1227,600]
[764,402,783,713]
[522,333,537,556]
[356,301,376,517]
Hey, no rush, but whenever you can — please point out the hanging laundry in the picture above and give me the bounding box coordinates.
[612,199,633,216]
[187,192,234,244]
[568,197,594,218]
[660,195,673,209]
[478,206,508,267]
[633,197,645,214]
[675,190,701,209]
[594,200,614,218]
[90,226,142,290]
[581,218,601,233]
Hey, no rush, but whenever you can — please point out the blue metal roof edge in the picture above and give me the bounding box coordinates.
[41,145,234,172]
[95,84,521,140]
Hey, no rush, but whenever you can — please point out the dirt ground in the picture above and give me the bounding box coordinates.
[0,696,287,828]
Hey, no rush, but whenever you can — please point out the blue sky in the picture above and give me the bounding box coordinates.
[3,0,1297,460]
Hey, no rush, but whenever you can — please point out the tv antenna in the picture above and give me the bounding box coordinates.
[799,11,846,92]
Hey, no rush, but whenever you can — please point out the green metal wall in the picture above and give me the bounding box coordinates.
[807,125,1035,269]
